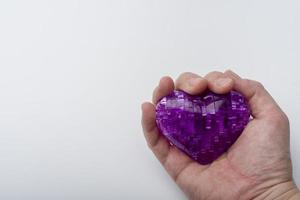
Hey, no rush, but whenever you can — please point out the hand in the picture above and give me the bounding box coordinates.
[141,70,300,200]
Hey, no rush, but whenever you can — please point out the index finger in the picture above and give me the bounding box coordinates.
[175,72,208,95]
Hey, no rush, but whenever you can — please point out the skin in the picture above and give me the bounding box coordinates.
[141,70,300,200]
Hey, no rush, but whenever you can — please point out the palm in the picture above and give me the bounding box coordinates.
[172,117,292,200]
[141,71,294,200]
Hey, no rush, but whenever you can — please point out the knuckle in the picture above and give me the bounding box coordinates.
[178,72,194,79]
[159,76,172,84]
[253,81,264,89]
[147,141,154,149]
[205,71,222,78]
[176,72,189,85]
[176,72,198,87]
[147,137,158,149]
[205,71,224,84]
[247,79,264,89]
[267,110,289,126]
[208,70,222,75]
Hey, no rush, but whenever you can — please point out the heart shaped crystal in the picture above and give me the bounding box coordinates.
[155,90,250,165]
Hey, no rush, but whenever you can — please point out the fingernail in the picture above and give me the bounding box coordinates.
[189,77,203,86]
[216,77,232,87]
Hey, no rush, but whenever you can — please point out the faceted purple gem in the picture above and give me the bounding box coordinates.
[155,90,250,165]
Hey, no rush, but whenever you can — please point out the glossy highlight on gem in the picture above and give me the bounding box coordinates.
[155,90,250,165]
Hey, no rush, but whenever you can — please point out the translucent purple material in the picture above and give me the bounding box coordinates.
[155,90,250,165]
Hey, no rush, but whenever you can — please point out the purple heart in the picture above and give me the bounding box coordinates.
[155,90,250,165]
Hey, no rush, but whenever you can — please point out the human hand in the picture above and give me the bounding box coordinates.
[141,70,300,200]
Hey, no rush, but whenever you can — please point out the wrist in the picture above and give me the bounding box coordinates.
[254,181,300,200]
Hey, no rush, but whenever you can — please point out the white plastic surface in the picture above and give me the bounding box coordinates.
[0,1,299,199]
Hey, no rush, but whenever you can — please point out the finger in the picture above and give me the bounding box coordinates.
[204,71,234,94]
[152,76,175,104]
[224,70,282,118]
[141,102,208,183]
[175,72,208,95]
[141,102,170,163]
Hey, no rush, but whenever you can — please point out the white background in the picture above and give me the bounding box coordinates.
[0,0,299,199]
